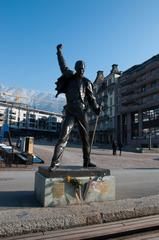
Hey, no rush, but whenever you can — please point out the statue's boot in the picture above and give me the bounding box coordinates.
[49,160,60,171]
[83,159,96,168]
[49,146,63,171]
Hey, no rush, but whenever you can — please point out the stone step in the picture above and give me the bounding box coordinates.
[4,214,159,240]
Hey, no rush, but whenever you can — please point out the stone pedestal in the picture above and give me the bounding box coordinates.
[34,166,115,207]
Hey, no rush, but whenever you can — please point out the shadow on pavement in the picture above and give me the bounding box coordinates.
[0,191,41,207]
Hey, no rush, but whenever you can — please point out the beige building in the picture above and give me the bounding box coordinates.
[118,54,159,148]
[89,65,121,145]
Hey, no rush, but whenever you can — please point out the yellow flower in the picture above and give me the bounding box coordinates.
[66,176,72,183]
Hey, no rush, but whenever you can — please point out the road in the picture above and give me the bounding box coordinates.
[1,143,159,207]
[0,170,40,208]
[111,169,159,199]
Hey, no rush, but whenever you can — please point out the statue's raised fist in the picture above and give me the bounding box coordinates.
[57,44,63,51]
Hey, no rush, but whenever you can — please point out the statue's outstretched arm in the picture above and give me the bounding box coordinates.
[56,44,69,73]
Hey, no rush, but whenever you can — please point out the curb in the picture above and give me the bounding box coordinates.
[1,195,159,238]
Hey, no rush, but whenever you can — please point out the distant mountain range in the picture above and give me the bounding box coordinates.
[0,83,66,113]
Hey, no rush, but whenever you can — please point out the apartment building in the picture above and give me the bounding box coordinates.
[0,106,6,127]
[118,54,159,148]
[0,101,62,139]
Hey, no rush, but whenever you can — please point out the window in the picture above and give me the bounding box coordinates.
[143,127,159,138]
[151,80,157,87]
[141,85,146,92]
[110,107,112,116]
[143,111,149,122]
[142,108,159,122]
[29,114,35,118]
[110,97,112,105]
[108,79,112,85]
[134,113,139,123]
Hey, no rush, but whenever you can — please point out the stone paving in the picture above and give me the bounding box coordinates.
[34,143,159,169]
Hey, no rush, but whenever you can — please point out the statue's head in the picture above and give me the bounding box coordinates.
[74,60,85,77]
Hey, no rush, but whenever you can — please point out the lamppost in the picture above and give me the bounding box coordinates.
[149,129,152,150]
[144,128,152,150]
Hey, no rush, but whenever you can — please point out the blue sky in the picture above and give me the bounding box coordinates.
[0,0,159,94]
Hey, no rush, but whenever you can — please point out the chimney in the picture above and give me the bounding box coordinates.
[111,64,120,74]
[95,71,104,83]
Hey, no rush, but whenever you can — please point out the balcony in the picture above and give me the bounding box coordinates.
[120,70,159,92]
[9,116,16,120]
[140,84,159,97]
[9,110,16,115]
[121,83,159,105]
[120,99,159,113]
[121,93,139,105]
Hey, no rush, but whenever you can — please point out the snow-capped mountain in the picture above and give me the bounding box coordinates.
[0,83,66,113]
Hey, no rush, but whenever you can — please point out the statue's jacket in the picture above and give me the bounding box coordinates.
[55,51,99,116]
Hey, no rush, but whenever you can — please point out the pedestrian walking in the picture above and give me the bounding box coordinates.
[112,140,117,155]
[118,141,123,156]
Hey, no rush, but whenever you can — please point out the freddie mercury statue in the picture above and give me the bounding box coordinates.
[49,44,100,171]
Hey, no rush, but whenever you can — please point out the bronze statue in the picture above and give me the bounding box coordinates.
[49,44,100,170]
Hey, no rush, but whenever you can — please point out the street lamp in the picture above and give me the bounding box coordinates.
[149,130,152,150]
[144,129,152,150]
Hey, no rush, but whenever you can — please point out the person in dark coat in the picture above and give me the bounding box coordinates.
[118,141,123,156]
[112,140,117,155]
[49,44,100,170]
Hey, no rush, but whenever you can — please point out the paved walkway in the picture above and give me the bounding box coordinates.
[34,144,159,169]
